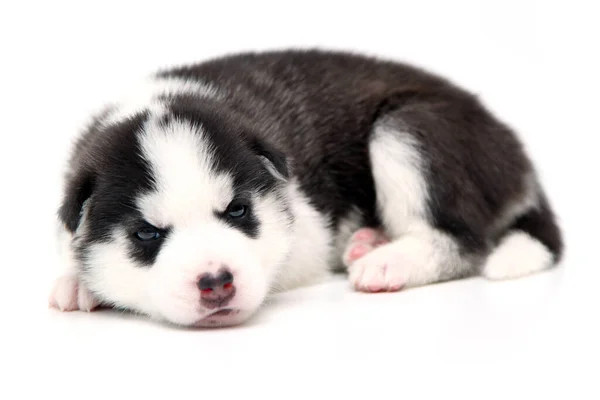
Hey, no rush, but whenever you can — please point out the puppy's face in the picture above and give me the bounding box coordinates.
[61,110,292,327]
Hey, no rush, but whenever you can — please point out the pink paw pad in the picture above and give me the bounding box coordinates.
[350,244,370,259]
[351,228,378,242]
[342,227,390,266]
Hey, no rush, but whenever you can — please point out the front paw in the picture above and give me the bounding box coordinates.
[348,244,409,293]
[49,274,99,312]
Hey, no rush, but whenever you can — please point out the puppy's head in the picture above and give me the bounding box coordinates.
[59,104,292,327]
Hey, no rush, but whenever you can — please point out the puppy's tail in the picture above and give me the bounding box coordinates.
[482,191,564,280]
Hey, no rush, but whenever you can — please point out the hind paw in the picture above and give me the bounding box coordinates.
[342,227,390,267]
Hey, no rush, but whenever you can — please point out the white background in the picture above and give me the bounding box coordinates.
[1,0,598,398]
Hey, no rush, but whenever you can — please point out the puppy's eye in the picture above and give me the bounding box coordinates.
[135,227,161,241]
[226,203,248,219]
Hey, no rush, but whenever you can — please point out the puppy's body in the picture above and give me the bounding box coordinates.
[50,50,563,327]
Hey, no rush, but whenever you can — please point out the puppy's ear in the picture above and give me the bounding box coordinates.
[250,138,289,181]
[58,169,95,233]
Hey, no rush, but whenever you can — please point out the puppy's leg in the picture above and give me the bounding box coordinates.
[49,222,99,312]
[482,193,563,280]
[348,120,480,292]
[348,222,474,292]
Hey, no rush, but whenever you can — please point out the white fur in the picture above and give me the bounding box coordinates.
[55,222,78,273]
[369,124,429,238]
[351,126,467,290]
[76,117,293,326]
[271,181,334,292]
[82,231,152,313]
[49,273,99,312]
[103,76,219,125]
[482,231,553,280]
[348,222,463,290]
[83,224,271,326]
[50,201,101,312]
[49,73,554,325]
[50,76,302,326]
[137,117,234,226]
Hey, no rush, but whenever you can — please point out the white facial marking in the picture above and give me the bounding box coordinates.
[103,76,219,125]
[83,230,153,313]
[69,116,295,326]
[137,118,233,228]
[51,73,301,326]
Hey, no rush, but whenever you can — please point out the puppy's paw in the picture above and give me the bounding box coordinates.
[342,227,389,267]
[49,274,99,312]
[348,243,412,293]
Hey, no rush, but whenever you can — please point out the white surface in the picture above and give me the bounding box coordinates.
[1,1,599,398]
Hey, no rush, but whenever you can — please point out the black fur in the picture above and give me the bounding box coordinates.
[59,112,163,265]
[59,96,290,266]
[59,49,563,272]
[163,96,288,195]
[157,49,562,261]
[215,197,260,239]
[510,193,563,262]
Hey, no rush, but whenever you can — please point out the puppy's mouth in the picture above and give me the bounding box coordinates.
[193,308,244,328]
[210,308,236,317]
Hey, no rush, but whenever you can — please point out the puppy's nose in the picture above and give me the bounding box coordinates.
[197,269,235,309]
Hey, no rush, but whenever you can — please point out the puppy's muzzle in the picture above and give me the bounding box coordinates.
[197,268,236,309]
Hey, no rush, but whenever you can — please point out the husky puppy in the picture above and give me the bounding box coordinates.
[49,49,563,327]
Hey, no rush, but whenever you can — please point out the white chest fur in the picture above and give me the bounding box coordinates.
[271,182,335,292]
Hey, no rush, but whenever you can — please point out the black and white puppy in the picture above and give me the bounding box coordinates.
[49,49,563,327]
